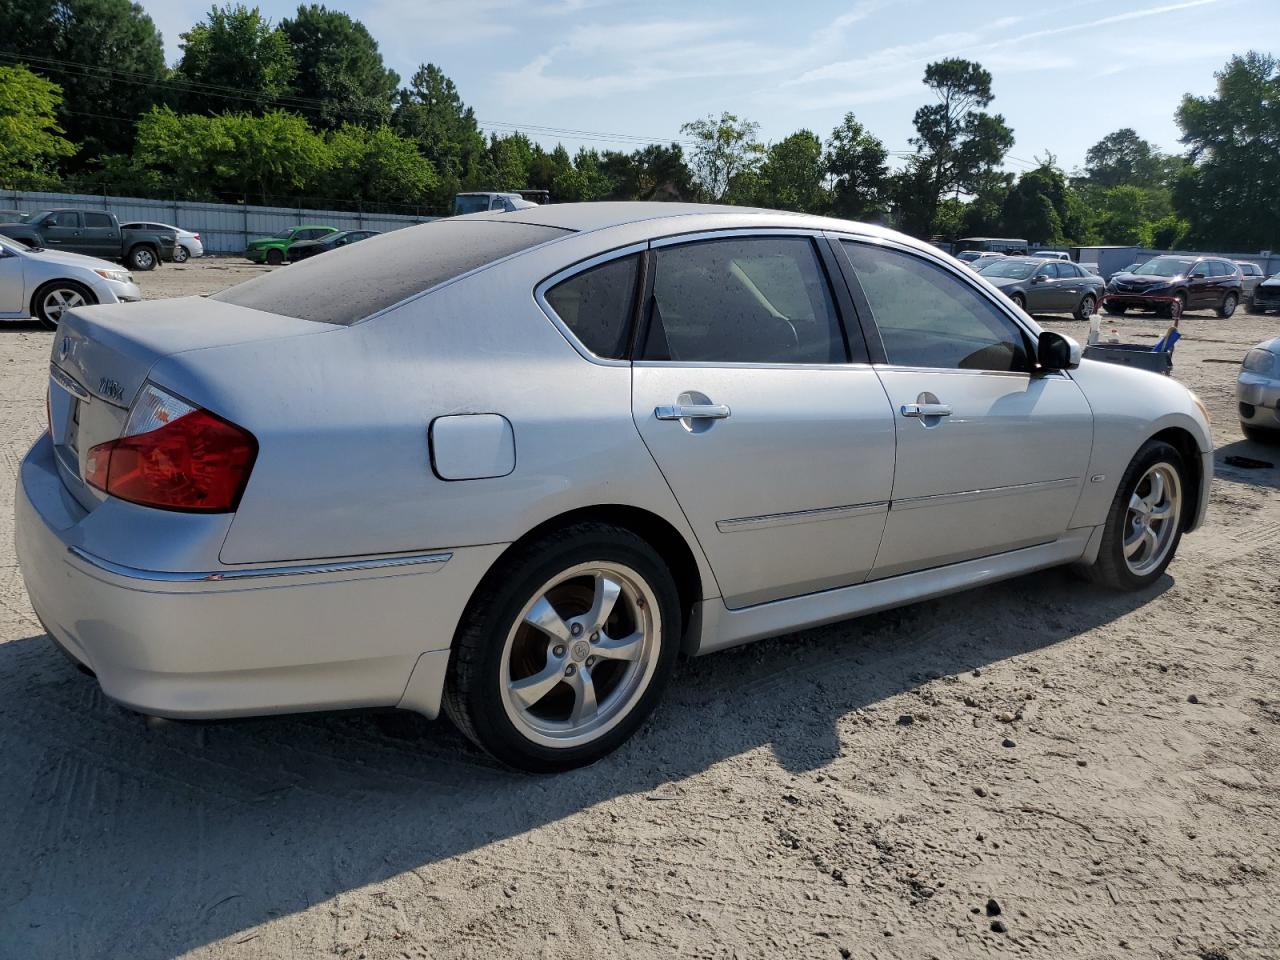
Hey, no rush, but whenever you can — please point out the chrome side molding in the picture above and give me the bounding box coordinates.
[68,547,453,583]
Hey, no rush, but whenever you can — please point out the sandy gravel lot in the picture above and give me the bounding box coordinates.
[1,260,1277,960]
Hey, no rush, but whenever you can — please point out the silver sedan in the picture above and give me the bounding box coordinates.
[0,234,141,329]
[1239,336,1280,442]
[16,204,1213,771]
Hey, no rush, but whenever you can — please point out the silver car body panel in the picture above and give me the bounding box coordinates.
[14,204,1214,721]
[0,237,140,318]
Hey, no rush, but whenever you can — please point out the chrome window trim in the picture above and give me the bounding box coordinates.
[890,477,1080,512]
[68,546,452,583]
[532,241,649,367]
[824,230,1047,347]
[649,226,827,248]
[717,501,889,533]
[633,360,876,372]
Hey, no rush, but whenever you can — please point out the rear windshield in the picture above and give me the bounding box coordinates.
[213,220,570,324]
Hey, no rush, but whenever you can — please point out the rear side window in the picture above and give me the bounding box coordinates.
[544,253,640,359]
[83,212,112,228]
[214,220,570,325]
[642,236,849,364]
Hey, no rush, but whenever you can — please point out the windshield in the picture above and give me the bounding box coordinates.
[453,196,492,215]
[979,260,1036,279]
[0,235,30,254]
[1135,257,1193,277]
[270,229,293,239]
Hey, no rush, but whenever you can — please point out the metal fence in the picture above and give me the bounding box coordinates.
[0,188,437,254]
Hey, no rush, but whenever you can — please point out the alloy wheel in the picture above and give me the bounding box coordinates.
[41,287,86,323]
[1122,462,1182,576]
[499,561,661,749]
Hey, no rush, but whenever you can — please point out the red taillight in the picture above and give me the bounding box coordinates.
[193,233,200,240]
[86,407,257,512]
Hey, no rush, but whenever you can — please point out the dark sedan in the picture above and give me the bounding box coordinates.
[1104,255,1243,318]
[978,257,1105,321]
[1249,273,1280,314]
[287,229,381,262]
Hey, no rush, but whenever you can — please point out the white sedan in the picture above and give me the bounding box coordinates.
[16,203,1212,770]
[122,221,203,262]
[0,234,140,329]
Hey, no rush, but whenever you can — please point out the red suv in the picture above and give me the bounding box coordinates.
[1104,256,1243,318]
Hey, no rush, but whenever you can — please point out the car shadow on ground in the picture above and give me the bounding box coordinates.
[1215,438,1280,490]
[0,567,1169,958]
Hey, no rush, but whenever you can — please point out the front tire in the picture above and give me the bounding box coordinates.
[32,280,96,330]
[1218,292,1238,318]
[1079,440,1186,591]
[1010,292,1026,311]
[1242,423,1280,444]
[265,248,284,266]
[443,522,681,771]
[127,245,157,271]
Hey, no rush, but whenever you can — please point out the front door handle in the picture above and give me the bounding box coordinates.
[655,403,731,421]
[901,402,952,418]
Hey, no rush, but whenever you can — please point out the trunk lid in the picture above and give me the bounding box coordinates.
[48,296,330,511]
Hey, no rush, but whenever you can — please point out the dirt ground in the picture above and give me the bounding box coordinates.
[0,259,1277,960]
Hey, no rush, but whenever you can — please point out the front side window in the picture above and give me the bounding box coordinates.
[841,240,1031,373]
[644,236,849,364]
[1035,263,1059,280]
[544,253,640,360]
[49,212,79,228]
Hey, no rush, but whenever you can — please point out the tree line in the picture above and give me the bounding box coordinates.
[1,0,1276,251]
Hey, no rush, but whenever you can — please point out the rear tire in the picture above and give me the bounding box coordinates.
[1075,293,1097,322]
[1218,292,1238,318]
[1078,440,1186,591]
[174,245,190,263]
[127,245,157,271]
[443,522,681,772]
[265,248,284,266]
[31,280,96,330]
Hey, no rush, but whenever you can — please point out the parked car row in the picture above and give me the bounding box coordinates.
[975,256,1107,321]
[1104,256,1244,318]
[244,225,380,264]
[0,210,176,272]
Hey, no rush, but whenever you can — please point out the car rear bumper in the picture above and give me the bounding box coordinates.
[15,433,505,720]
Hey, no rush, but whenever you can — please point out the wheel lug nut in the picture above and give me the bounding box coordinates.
[590,632,599,643]
[564,664,576,677]
[570,623,583,637]
[552,645,565,657]
[586,656,596,667]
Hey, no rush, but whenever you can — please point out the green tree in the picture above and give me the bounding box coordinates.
[824,112,889,220]
[756,130,826,212]
[1083,128,1169,188]
[599,143,693,201]
[279,4,398,129]
[393,62,486,209]
[0,64,75,186]
[322,123,436,204]
[1002,164,1078,244]
[680,112,764,202]
[959,169,1013,237]
[1174,51,1280,250]
[897,58,1013,236]
[174,4,297,115]
[1092,185,1152,245]
[0,0,166,159]
[133,106,326,203]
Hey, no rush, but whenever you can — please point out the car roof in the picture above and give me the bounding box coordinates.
[466,201,786,233]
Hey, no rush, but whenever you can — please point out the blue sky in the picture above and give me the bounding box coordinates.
[139,0,1273,175]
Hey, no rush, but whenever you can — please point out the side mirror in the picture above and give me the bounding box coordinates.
[1038,331,1081,371]
[1031,274,1048,283]
[1190,271,1206,279]
[41,217,57,228]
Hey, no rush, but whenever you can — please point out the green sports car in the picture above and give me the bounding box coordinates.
[245,225,338,265]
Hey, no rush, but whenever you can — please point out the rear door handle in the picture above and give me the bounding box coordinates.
[655,403,731,421]
[901,403,952,418]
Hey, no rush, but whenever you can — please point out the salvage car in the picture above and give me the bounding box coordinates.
[0,210,176,271]
[978,256,1106,321]
[286,229,380,262]
[1105,255,1243,318]
[0,233,140,329]
[1238,337,1280,442]
[1248,272,1280,314]
[245,225,338,265]
[17,203,1213,771]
